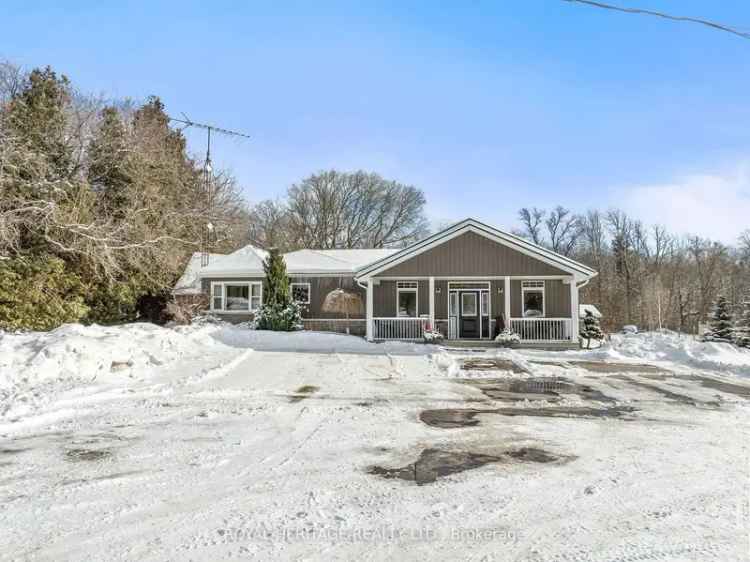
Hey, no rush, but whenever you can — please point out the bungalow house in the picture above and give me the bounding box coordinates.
[174,218,598,347]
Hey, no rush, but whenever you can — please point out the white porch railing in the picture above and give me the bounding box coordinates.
[373,317,427,341]
[510,318,572,342]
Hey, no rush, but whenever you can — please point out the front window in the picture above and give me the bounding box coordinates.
[225,284,249,311]
[210,282,262,312]
[522,281,545,318]
[291,283,310,304]
[397,282,418,317]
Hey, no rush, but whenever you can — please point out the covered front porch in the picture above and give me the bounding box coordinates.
[363,276,580,346]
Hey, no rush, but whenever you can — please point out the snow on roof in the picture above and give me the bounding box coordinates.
[173,252,224,294]
[192,244,269,277]
[580,304,602,318]
[283,249,399,273]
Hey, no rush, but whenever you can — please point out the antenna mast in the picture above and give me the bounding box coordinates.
[168,114,251,266]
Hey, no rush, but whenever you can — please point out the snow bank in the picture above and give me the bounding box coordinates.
[0,323,231,391]
[574,331,750,376]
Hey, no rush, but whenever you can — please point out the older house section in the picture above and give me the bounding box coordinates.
[355,219,597,346]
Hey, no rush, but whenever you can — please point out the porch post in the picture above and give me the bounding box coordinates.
[504,276,511,328]
[428,276,435,330]
[570,277,579,343]
[366,279,374,341]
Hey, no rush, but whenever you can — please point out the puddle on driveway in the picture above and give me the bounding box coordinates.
[369,447,571,485]
[0,447,32,456]
[462,358,528,373]
[289,385,320,403]
[420,405,637,428]
[687,376,750,399]
[613,376,704,406]
[567,361,668,374]
[457,377,614,403]
[65,449,113,462]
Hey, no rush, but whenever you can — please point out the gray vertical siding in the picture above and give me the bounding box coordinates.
[378,231,568,277]
[511,279,570,318]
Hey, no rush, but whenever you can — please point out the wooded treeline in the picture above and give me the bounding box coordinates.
[515,206,750,333]
[0,61,249,329]
[246,170,430,251]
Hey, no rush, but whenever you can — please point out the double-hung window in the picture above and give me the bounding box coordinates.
[521,280,545,318]
[211,282,262,313]
[396,282,418,318]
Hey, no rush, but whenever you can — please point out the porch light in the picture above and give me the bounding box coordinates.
[435,286,441,294]
[498,286,503,294]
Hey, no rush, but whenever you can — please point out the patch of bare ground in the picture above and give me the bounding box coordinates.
[289,385,320,403]
[368,447,573,485]
[457,377,614,402]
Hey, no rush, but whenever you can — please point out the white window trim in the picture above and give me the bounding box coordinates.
[461,292,477,317]
[290,282,311,304]
[396,282,419,317]
[210,281,263,314]
[521,280,546,318]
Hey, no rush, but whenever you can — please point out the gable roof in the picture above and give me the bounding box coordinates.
[354,218,597,280]
[194,244,269,277]
[173,252,225,294]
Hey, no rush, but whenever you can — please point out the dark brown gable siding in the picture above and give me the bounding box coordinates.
[377,231,568,277]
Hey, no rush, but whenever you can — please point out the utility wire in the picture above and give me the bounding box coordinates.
[562,0,750,40]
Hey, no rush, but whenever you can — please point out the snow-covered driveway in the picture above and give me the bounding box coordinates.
[1,324,749,561]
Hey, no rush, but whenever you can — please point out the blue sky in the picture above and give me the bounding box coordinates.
[3,1,750,241]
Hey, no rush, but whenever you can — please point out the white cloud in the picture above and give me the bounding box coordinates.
[616,163,750,244]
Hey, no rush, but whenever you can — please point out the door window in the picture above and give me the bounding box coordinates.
[461,293,477,316]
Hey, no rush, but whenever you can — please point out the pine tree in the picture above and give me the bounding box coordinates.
[256,248,301,331]
[704,295,734,343]
[88,106,133,215]
[262,248,290,307]
[579,310,604,349]
[6,67,73,181]
[734,295,750,348]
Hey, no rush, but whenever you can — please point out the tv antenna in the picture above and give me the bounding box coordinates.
[168,114,251,266]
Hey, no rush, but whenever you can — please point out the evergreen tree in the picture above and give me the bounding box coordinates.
[256,248,301,331]
[704,295,734,343]
[262,248,290,307]
[734,295,750,348]
[87,106,132,215]
[6,67,73,181]
[579,310,604,349]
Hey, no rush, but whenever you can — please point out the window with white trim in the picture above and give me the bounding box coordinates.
[396,281,418,318]
[290,282,311,304]
[210,282,262,313]
[481,291,489,316]
[521,280,545,318]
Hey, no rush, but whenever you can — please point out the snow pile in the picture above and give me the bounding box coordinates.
[578,331,750,376]
[0,323,232,391]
